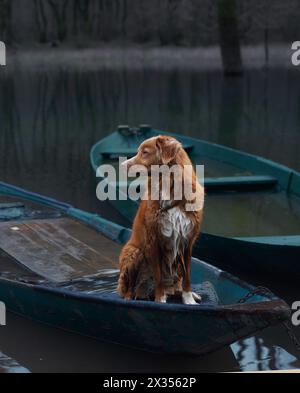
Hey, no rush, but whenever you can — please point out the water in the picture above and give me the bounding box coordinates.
[204,190,300,237]
[0,57,300,372]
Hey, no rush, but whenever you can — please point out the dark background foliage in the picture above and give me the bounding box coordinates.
[0,0,298,47]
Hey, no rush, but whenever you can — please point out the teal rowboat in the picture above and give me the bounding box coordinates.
[0,182,290,355]
[90,126,300,279]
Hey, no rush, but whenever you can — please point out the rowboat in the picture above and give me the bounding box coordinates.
[0,181,290,355]
[90,126,300,279]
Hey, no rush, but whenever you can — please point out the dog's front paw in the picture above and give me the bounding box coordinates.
[155,294,167,303]
[192,291,202,302]
[182,291,201,305]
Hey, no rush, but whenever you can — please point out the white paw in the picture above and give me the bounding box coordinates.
[182,291,201,305]
[156,294,167,303]
[192,292,202,302]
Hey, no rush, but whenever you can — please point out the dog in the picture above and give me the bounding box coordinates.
[117,135,204,305]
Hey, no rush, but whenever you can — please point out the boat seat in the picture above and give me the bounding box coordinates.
[0,203,25,220]
[0,217,121,283]
[0,249,44,284]
[203,175,278,192]
[106,175,278,194]
[98,143,194,158]
[0,200,64,222]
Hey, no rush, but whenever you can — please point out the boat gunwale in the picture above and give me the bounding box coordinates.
[90,128,300,193]
[0,273,289,317]
[90,129,300,247]
[154,128,299,193]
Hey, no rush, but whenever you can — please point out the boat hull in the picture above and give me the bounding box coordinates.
[0,181,291,356]
[0,278,289,356]
[90,128,300,279]
[194,234,300,279]
[102,191,300,280]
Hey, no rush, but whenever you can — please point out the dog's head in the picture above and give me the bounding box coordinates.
[122,135,182,171]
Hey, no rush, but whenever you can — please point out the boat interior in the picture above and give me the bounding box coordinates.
[0,194,269,307]
[94,130,300,238]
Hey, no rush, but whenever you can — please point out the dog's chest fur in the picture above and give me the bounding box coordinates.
[160,207,192,258]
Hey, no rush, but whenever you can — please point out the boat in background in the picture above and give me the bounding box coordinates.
[90,125,300,279]
[0,181,290,355]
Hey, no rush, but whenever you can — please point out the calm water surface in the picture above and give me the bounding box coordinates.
[0,62,300,372]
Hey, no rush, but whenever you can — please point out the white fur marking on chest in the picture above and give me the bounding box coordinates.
[160,207,192,260]
[161,207,192,238]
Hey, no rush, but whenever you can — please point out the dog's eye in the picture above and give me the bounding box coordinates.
[141,150,149,158]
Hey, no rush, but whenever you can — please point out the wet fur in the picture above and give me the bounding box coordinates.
[117,135,204,304]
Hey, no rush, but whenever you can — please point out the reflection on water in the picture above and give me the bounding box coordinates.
[0,312,239,373]
[1,66,300,212]
[0,62,300,372]
[232,327,300,371]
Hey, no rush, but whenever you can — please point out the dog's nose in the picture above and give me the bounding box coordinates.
[121,159,133,172]
[121,156,136,170]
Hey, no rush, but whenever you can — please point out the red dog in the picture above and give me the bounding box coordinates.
[117,135,204,304]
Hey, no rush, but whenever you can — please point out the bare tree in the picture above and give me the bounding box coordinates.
[157,0,184,46]
[72,0,93,40]
[47,0,69,42]
[2,0,300,48]
[247,0,295,67]
[34,0,48,43]
[0,0,12,43]
[186,0,218,46]
[218,0,243,75]
[131,0,155,43]
[121,0,128,38]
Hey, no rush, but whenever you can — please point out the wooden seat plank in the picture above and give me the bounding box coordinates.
[111,175,278,194]
[0,218,121,283]
[204,175,277,191]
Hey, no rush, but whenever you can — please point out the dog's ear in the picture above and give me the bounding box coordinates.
[156,136,181,164]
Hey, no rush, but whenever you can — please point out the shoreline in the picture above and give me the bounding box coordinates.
[3,44,295,72]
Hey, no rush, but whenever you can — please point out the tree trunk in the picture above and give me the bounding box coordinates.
[122,0,128,38]
[48,0,69,42]
[34,0,48,43]
[0,0,12,44]
[218,0,243,76]
[264,27,269,69]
